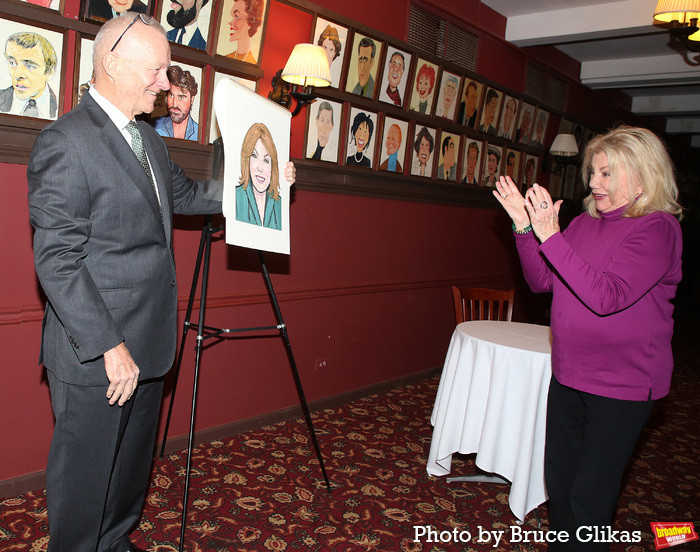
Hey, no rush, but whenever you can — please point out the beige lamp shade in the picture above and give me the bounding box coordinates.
[653,0,700,23]
[549,134,579,157]
[281,44,331,88]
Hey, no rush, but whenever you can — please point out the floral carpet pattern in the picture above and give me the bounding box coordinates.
[1,328,699,551]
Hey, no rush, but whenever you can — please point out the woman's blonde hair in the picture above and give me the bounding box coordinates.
[239,123,280,200]
[581,125,682,219]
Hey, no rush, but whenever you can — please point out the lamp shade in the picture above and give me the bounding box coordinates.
[281,44,331,88]
[549,134,579,157]
[653,0,700,23]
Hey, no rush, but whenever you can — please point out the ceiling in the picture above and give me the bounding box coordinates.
[482,0,700,148]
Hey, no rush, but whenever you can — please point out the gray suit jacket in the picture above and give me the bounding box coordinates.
[28,93,221,386]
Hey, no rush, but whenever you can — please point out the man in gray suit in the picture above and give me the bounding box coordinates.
[28,14,294,552]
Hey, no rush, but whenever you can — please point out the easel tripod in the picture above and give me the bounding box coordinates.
[158,140,331,552]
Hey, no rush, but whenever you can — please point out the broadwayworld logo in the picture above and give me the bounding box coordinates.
[651,522,698,550]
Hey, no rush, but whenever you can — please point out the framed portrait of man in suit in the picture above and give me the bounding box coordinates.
[458,77,483,129]
[436,131,460,182]
[209,70,257,143]
[378,116,409,174]
[377,46,411,108]
[460,139,483,186]
[515,101,535,146]
[0,17,64,121]
[305,97,342,163]
[478,87,502,136]
[158,0,212,52]
[344,31,383,100]
[498,94,519,141]
[481,143,503,188]
[81,0,152,24]
[214,0,269,66]
[522,154,538,191]
[312,17,348,89]
[504,148,521,183]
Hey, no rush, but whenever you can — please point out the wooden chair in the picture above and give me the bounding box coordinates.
[452,286,515,324]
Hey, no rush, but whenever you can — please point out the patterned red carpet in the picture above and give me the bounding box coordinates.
[1,326,698,551]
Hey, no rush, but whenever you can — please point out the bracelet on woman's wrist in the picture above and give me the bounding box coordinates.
[512,223,533,235]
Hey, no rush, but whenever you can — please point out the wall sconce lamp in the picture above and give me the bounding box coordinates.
[653,0,700,61]
[268,44,331,117]
[545,134,579,174]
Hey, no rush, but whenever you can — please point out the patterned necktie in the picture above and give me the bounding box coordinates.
[23,99,40,118]
[125,121,163,218]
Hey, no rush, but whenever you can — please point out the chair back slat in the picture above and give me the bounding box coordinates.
[452,286,515,324]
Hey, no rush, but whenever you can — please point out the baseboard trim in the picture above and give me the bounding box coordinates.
[0,367,440,498]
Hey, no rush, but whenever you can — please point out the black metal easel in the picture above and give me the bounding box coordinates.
[159,139,331,552]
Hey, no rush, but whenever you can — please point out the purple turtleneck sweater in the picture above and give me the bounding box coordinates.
[515,205,682,401]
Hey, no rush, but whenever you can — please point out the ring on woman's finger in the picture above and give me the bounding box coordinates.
[541,201,548,209]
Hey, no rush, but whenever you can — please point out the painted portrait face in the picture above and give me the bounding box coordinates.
[167,0,201,30]
[503,99,516,132]
[357,44,374,87]
[487,153,499,176]
[484,97,497,125]
[109,0,135,13]
[229,0,251,43]
[444,138,455,166]
[506,155,515,178]
[467,147,478,174]
[385,125,400,156]
[5,41,52,102]
[387,53,404,89]
[354,121,370,152]
[167,84,193,124]
[418,137,431,165]
[520,110,532,134]
[250,138,272,193]
[322,38,337,67]
[465,85,477,115]
[417,75,431,100]
[316,107,333,147]
[535,116,545,137]
[443,80,457,112]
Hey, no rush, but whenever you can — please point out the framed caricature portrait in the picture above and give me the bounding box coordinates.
[498,94,519,141]
[82,0,150,23]
[345,106,377,168]
[378,116,409,174]
[312,17,348,89]
[481,143,503,187]
[410,125,436,178]
[305,98,342,163]
[159,0,212,51]
[0,18,64,121]
[378,46,410,108]
[409,59,438,116]
[458,78,483,129]
[435,71,460,122]
[504,148,521,183]
[515,101,535,145]
[344,32,383,100]
[562,164,577,200]
[215,0,269,66]
[75,35,94,107]
[18,0,63,12]
[147,61,203,142]
[479,87,502,136]
[522,154,538,190]
[436,131,460,182]
[460,139,482,186]
[209,71,257,143]
[531,109,549,149]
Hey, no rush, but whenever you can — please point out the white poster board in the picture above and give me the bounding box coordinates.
[214,78,292,254]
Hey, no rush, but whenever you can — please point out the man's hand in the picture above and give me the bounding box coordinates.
[284,162,296,186]
[104,342,139,406]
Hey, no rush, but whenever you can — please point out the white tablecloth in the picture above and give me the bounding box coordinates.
[427,321,552,523]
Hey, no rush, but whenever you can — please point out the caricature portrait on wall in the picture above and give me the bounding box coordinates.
[498,94,519,141]
[82,0,149,23]
[460,139,482,186]
[312,17,348,89]
[75,35,94,106]
[479,87,502,136]
[482,143,503,187]
[435,71,460,121]
[504,148,521,183]
[522,154,538,190]
[215,0,268,65]
[209,70,256,143]
[515,101,535,145]
[0,19,64,121]
[214,77,291,254]
[458,77,483,129]
[410,125,436,178]
[159,0,212,51]
[378,116,409,173]
[20,0,62,12]
[345,107,377,168]
[148,62,203,142]
[344,32,382,100]
[409,59,438,116]
[436,132,460,182]
[530,109,549,149]
[305,98,342,163]
[378,46,410,108]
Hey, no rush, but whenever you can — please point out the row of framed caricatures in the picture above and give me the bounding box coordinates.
[304,100,542,191]
[311,15,551,150]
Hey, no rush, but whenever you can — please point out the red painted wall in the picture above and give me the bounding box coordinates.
[0,0,632,485]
